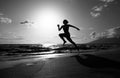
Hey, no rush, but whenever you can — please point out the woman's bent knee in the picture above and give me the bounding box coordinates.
[59,33,64,37]
[59,34,62,37]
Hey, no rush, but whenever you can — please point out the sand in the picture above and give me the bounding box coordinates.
[0,60,45,78]
[0,50,120,78]
[34,56,120,78]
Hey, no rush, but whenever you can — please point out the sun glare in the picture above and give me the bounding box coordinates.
[33,8,62,35]
[43,43,55,47]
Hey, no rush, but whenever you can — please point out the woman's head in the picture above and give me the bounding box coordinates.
[63,19,69,25]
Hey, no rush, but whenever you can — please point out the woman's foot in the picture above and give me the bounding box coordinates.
[63,41,66,45]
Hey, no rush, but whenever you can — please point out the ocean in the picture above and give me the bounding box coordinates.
[0,43,119,61]
[0,44,80,59]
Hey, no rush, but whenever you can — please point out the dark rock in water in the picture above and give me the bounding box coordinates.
[75,54,120,69]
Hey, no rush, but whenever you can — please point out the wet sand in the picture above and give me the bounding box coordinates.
[34,56,120,78]
[0,60,45,78]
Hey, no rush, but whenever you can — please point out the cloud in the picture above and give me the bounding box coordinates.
[0,11,12,24]
[100,0,114,3]
[0,32,24,40]
[90,26,120,39]
[90,0,115,18]
[90,31,97,39]
[106,26,120,38]
[0,17,12,24]
[92,5,104,12]
[90,12,100,18]
[20,20,34,25]
[20,20,34,28]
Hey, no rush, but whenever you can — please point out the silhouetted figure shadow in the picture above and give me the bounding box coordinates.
[75,54,120,69]
[58,19,80,50]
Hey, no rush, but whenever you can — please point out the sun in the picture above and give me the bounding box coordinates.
[40,10,58,33]
[32,8,62,35]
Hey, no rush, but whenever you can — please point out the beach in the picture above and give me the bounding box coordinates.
[0,49,120,78]
[0,0,120,78]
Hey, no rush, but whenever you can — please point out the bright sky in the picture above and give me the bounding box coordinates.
[0,0,120,44]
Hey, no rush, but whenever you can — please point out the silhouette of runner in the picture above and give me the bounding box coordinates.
[57,19,80,50]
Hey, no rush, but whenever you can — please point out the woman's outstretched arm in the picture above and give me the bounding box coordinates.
[69,25,80,31]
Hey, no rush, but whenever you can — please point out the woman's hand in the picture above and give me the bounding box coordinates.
[57,24,60,28]
[77,28,80,31]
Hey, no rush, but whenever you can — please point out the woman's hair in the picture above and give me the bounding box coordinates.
[63,19,69,24]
